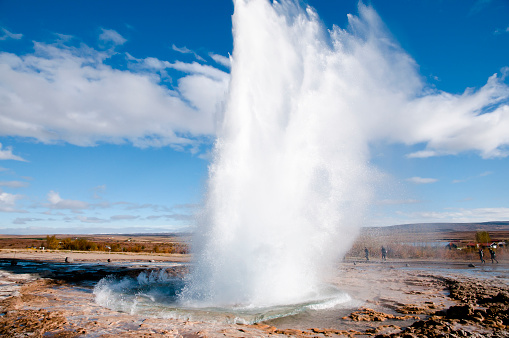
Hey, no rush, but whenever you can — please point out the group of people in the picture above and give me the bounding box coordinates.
[479,247,499,264]
[363,245,500,264]
[364,246,387,261]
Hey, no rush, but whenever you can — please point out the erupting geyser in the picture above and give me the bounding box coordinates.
[178,0,379,308]
[94,0,509,319]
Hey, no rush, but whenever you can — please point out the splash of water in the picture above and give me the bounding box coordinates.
[178,0,392,308]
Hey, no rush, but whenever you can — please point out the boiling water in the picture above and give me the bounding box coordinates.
[93,268,353,323]
[179,0,378,309]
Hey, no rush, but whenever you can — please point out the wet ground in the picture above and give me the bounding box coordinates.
[0,257,508,337]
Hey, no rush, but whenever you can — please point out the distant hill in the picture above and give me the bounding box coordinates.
[362,221,509,242]
[368,221,509,233]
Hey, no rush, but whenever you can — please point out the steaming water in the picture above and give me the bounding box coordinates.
[95,0,444,320]
[93,269,353,323]
[179,0,379,308]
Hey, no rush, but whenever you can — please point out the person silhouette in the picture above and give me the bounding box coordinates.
[381,246,387,261]
[478,248,485,264]
[489,247,499,264]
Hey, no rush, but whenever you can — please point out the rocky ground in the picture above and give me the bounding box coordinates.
[0,255,508,337]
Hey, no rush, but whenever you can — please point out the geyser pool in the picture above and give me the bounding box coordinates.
[93,267,353,323]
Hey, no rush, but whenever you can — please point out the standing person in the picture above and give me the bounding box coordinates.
[489,247,499,264]
[364,247,369,261]
[381,246,387,261]
[478,247,485,264]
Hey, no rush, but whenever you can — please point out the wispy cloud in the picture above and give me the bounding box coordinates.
[172,44,205,61]
[0,181,29,188]
[209,53,231,68]
[77,215,107,223]
[99,28,126,47]
[92,185,106,199]
[406,177,438,184]
[0,27,22,40]
[46,191,89,211]
[110,214,139,221]
[494,26,509,35]
[452,171,494,183]
[12,217,43,225]
[0,144,27,162]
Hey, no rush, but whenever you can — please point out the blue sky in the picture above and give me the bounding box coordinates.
[0,0,508,234]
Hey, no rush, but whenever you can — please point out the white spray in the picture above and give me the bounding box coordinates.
[181,0,499,307]
[178,0,388,308]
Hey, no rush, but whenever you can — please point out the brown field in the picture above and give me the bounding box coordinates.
[0,233,190,254]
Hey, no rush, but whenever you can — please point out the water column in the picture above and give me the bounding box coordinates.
[180,0,373,308]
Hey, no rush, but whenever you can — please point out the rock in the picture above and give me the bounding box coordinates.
[65,257,74,263]
[446,304,474,319]
[107,259,111,262]
[468,263,475,267]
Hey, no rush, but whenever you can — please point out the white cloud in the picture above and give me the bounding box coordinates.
[406,150,437,159]
[0,4,507,161]
[0,144,27,161]
[168,61,228,81]
[375,73,509,159]
[0,28,22,40]
[0,40,229,150]
[311,5,509,159]
[99,28,126,46]
[406,177,438,184]
[0,191,23,212]
[46,191,88,210]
